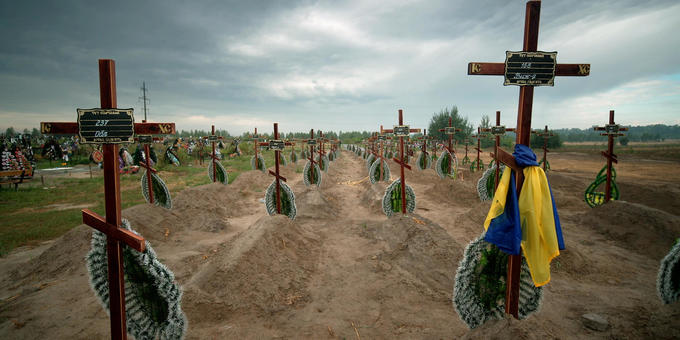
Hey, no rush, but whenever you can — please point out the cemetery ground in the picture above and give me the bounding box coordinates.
[1,144,680,339]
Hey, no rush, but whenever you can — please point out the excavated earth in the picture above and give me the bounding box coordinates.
[1,149,680,339]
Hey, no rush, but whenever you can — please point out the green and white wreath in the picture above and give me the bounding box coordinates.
[657,239,680,304]
[303,160,322,187]
[477,163,505,202]
[264,179,297,220]
[251,154,266,172]
[328,151,335,161]
[316,154,330,173]
[453,234,542,329]
[366,153,376,171]
[436,150,458,179]
[416,151,431,170]
[369,159,391,184]
[290,150,298,163]
[300,149,308,160]
[141,170,172,209]
[208,159,229,185]
[87,220,187,340]
[382,178,416,217]
[278,153,288,166]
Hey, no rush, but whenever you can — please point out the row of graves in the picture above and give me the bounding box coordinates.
[31,2,678,339]
[345,0,680,331]
[0,134,35,190]
[39,59,344,338]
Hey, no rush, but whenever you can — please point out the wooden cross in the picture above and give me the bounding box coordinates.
[471,127,486,171]
[482,111,516,190]
[375,126,393,181]
[133,130,163,204]
[317,130,328,158]
[531,125,554,171]
[202,125,225,183]
[467,0,590,318]
[438,118,462,175]
[381,109,421,214]
[303,129,320,185]
[251,127,261,163]
[40,59,174,340]
[417,129,432,158]
[263,123,292,214]
[462,138,471,165]
[593,110,627,203]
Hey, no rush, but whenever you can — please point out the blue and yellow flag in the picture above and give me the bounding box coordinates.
[483,145,564,287]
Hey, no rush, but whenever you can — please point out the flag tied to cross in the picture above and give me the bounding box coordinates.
[482,144,565,287]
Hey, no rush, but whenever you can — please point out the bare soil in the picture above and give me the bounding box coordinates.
[1,149,680,339]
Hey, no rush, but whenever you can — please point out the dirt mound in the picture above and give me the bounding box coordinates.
[575,200,680,260]
[359,213,463,302]
[183,215,321,320]
[461,316,550,340]
[294,188,339,219]
[359,180,389,215]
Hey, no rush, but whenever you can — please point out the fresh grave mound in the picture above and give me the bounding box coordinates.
[460,315,552,340]
[293,187,338,219]
[358,213,464,302]
[183,215,321,319]
[359,179,389,215]
[575,200,680,260]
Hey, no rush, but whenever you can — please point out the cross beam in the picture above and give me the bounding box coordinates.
[594,110,627,203]
[381,109,421,214]
[467,0,590,318]
[481,111,516,190]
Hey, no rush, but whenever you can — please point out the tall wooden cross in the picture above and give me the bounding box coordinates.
[482,111,516,190]
[40,59,175,340]
[381,109,421,214]
[531,125,554,171]
[472,127,485,172]
[439,118,462,175]
[417,128,431,158]
[594,110,627,203]
[375,126,392,181]
[467,0,590,318]
[261,123,292,214]
[251,127,261,163]
[462,138,471,165]
[304,129,320,185]
[133,130,163,204]
[203,125,225,183]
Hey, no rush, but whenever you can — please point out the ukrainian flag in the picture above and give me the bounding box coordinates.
[483,144,564,287]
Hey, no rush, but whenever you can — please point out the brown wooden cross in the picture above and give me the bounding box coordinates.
[463,138,471,164]
[263,123,292,214]
[439,118,462,175]
[202,125,225,183]
[250,127,262,164]
[381,109,421,213]
[417,128,431,158]
[471,127,486,171]
[482,111,516,190]
[375,126,393,181]
[133,130,163,204]
[531,125,554,171]
[594,110,627,203]
[303,129,320,185]
[40,59,174,340]
[467,0,590,318]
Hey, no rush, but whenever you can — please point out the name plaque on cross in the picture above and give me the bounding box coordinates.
[393,125,410,136]
[137,135,153,143]
[445,127,458,135]
[504,51,557,86]
[378,135,387,140]
[208,135,219,141]
[269,140,285,151]
[491,126,507,135]
[77,108,135,143]
[306,139,317,145]
[605,124,621,134]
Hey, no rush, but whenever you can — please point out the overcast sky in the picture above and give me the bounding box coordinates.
[1,0,679,136]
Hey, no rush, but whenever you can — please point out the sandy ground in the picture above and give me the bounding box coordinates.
[1,149,680,339]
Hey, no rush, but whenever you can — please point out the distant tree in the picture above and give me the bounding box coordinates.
[5,127,16,137]
[479,115,495,148]
[530,131,562,149]
[31,127,41,138]
[427,106,472,144]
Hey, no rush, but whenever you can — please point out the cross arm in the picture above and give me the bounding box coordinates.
[82,209,145,252]
[492,148,522,173]
[41,122,176,135]
[468,62,590,76]
[268,170,287,181]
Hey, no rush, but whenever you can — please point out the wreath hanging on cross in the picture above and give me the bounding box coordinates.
[416,151,431,170]
[251,153,266,172]
[208,159,229,185]
[436,150,457,179]
[382,178,416,217]
[657,239,680,304]
[369,159,391,184]
[453,234,543,329]
[366,153,376,171]
[141,170,172,209]
[316,154,330,173]
[278,153,288,166]
[86,220,187,340]
[303,160,322,187]
[264,180,297,220]
[584,165,619,208]
[477,164,505,202]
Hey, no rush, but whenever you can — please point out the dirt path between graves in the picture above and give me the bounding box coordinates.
[1,149,680,339]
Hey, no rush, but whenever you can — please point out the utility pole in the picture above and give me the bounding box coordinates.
[139,81,149,121]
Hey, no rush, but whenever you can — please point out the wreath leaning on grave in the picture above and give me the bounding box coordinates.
[141,170,172,209]
[657,238,680,304]
[436,150,457,179]
[303,160,322,187]
[316,154,330,173]
[477,164,505,202]
[416,151,431,170]
[366,153,376,171]
[453,234,543,329]
[251,153,266,172]
[584,165,619,208]
[369,159,391,184]
[208,159,229,185]
[264,179,297,220]
[290,150,298,163]
[382,178,416,217]
[279,153,288,166]
[86,219,187,340]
